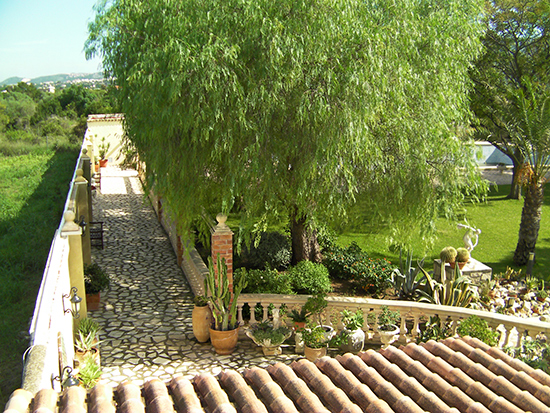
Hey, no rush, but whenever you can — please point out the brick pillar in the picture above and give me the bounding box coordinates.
[211,213,233,290]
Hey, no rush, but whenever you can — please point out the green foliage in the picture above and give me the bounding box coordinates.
[378,306,400,328]
[418,264,477,307]
[247,321,291,346]
[440,246,457,263]
[77,355,102,389]
[87,0,487,256]
[205,255,247,331]
[392,251,428,301]
[74,331,97,353]
[457,315,499,346]
[240,267,293,295]
[193,295,208,307]
[288,261,332,295]
[456,247,470,262]
[84,263,110,294]
[341,309,364,331]
[77,318,100,337]
[505,338,550,373]
[301,325,329,349]
[417,316,452,343]
[236,231,291,270]
[323,241,394,296]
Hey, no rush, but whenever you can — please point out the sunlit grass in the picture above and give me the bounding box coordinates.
[0,147,79,408]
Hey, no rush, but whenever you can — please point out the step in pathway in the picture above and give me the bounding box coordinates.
[90,166,301,387]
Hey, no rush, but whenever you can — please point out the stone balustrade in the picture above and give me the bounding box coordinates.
[237,293,550,348]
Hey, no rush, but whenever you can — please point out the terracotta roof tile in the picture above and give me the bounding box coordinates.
[243,367,299,413]
[267,362,331,412]
[169,375,204,413]
[117,381,145,413]
[88,384,115,413]
[194,374,236,413]
[6,338,550,413]
[316,355,393,413]
[219,370,268,413]
[292,358,362,413]
[60,385,87,413]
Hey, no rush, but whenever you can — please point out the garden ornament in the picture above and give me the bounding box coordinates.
[457,221,481,253]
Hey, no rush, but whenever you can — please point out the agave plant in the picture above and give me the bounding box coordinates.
[418,264,477,307]
[392,250,428,301]
[204,254,247,331]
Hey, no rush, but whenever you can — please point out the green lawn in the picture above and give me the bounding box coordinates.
[336,184,550,280]
[0,147,79,408]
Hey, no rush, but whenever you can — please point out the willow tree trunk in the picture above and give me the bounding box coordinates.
[513,181,544,266]
[290,210,322,265]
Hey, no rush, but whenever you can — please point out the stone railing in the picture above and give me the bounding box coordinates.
[23,147,95,394]
[237,294,550,348]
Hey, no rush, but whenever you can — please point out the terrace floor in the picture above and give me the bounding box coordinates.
[90,165,517,387]
[90,166,304,387]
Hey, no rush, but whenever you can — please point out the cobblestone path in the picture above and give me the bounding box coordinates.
[90,167,300,387]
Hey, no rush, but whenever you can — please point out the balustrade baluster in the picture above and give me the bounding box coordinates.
[237,303,244,325]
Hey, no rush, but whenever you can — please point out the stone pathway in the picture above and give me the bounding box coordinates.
[90,166,301,387]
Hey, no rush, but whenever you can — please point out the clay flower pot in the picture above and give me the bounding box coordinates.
[192,305,212,343]
[304,345,327,362]
[209,327,239,355]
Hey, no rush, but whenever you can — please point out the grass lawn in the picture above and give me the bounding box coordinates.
[0,147,79,408]
[336,183,550,281]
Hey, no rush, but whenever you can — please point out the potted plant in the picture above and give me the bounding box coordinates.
[302,325,329,361]
[537,288,548,302]
[440,246,457,268]
[204,254,247,355]
[98,138,110,167]
[74,330,101,367]
[84,263,110,311]
[246,321,292,356]
[338,309,365,354]
[76,354,102,389]
[288,306,308,330]
[456,247,470,269]
[303,294,334,340]
[192,295,212,343]
[377,306,400,348]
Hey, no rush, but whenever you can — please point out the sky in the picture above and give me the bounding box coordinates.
[0,0,103,82]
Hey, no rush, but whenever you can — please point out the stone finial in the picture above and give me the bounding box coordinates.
[75,169,87,183]
[61,211,81,233]
[216,214,228,228]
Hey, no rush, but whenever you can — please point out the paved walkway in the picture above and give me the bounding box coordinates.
[90,167,301,387]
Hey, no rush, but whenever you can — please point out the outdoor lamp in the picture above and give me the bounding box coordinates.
[78,215,87,235]
[52,366,80,390]
[63,287,82,318]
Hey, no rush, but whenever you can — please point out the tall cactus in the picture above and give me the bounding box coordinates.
[205,254,247,331]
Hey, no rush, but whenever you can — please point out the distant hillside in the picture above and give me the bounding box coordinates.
[1,72,104,86]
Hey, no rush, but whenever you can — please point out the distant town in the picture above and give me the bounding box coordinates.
[0,72,108,91]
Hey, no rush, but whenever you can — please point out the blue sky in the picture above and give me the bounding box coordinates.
[0,0,103,82]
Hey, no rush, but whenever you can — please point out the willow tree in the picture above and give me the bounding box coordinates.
[87,0,486,263]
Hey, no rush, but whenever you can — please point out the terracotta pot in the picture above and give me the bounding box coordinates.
[99,159,108,167]
[458,261,467,270]
[74,347,100,368]
[449,261,457,269]
[210,327,239,355]
[86,293,100,311]
[304,345,327,362]
[94,163,99,172]
[192,305,212,343]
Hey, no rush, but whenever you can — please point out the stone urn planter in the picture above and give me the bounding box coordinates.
[246,322,291,356]
[340,328,365,354]
[210,327,239,355]
[192,297,212,343]
[379,324,399,349]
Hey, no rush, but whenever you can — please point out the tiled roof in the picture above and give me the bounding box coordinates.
[4,336,550,412]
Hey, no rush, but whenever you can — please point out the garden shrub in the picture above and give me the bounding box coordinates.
[457,315,499,346]
[288,261,332,295]
[236,231,291,270]
[239,267,294,295]
[505,338,550,373]
[323,241,394,295]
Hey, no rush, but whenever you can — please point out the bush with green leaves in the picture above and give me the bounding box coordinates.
[457,315,499,346]
[288,261,332,295]
[505,338,550,373]
[239,267,294,295]
[236,231,291,270]
[323,241,394,295]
